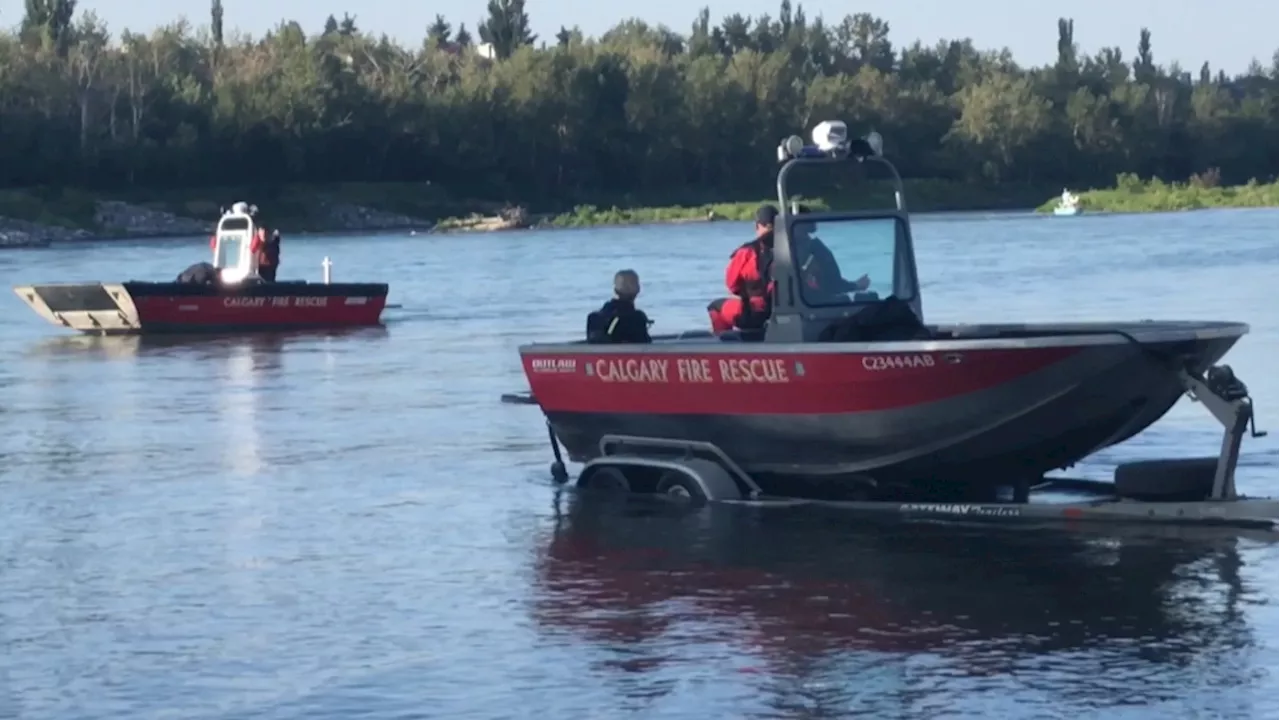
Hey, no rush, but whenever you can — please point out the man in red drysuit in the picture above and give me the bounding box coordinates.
[707,205,777,333]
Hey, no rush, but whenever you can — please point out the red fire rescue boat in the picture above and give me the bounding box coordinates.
[13,206,389,335]
[508,122,1274,527]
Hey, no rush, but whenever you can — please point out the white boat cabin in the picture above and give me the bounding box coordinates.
[212,202,263,284]
[1057,189,1080,209]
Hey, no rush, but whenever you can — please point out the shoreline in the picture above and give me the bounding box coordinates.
[7,204,1039,245]
[1034,176,1277,214]
[7,203,1277,248]
[0,178,1053,246]
[2,179,1275,248]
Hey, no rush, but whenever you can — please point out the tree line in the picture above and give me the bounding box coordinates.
[1,0,1276,210]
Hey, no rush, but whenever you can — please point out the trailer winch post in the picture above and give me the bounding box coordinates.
[1180,366,1267,501]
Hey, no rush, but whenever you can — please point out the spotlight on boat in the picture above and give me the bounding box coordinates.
[811,120,849,154]
[776,134,806,161]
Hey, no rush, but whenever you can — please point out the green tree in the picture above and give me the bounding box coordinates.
[427,14,451,45]
[210,0,223,49]
[21,0,76,54]
[454,23,472,47]
[477,0,534,60]
[0,6,1272,205]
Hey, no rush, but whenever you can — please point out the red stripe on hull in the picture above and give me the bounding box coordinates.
[134,295,387,328]
[523,347,1081,414]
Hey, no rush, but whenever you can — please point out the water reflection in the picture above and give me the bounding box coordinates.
[531,495,1272,715]
[220,343,262,477]
[23,327,390,364]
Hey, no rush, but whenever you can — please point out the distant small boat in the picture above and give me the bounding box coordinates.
[1053,189,1083,216]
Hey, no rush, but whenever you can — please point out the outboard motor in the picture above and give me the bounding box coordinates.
[176,261,220,285]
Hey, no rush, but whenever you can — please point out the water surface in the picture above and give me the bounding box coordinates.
[0,208,1276,719]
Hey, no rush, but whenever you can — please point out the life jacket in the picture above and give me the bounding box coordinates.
[255,229,280,266]
[727,240,774,328]
[586,299,652,344]
[733,240,773,298]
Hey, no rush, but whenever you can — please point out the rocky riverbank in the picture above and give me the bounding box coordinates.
[0,198,438,248]
[0,217,93,247]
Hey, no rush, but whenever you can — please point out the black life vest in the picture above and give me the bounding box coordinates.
[586,299,652,344]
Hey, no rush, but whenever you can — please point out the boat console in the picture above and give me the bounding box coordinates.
[212,205,265,284]
[718,121,926,344]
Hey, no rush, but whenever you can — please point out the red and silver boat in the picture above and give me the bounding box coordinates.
[511,122,1273,525]
[13,206,388,334]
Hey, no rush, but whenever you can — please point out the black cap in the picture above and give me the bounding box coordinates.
[755,205,778,227]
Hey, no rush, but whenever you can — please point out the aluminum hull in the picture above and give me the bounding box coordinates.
[519,321,1247,494]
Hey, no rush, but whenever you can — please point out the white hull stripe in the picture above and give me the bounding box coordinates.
[344,297,368,305]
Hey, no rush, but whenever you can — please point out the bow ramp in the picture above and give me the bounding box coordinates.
[14,283,142,334]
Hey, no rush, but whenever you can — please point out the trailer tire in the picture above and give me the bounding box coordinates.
[655,459,742,507]
[1114,457,1218,501]
[578,466,631,495]
[655,471,710,506]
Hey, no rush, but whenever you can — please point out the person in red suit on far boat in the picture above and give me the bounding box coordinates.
[706,205,777,334]
[256,228,281,282]
[242,205,280,282]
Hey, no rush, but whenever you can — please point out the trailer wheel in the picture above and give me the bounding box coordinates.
[655,459,742,507]
[655,471,710,506]
[578,466,631,495]
[1114,457,1218,502]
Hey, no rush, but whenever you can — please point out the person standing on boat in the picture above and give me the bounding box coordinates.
[240,204,280,282]
[257,229,281,282]
[586,269,652,343]
[707,205,777,333]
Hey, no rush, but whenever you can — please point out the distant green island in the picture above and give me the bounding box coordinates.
[0,172,1275,244]
[1035,173,1278,214]
[0,178,1058,240]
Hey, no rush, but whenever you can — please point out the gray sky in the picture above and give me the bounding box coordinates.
[2,0,1276,74]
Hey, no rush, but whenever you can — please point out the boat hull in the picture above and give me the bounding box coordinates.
[1053,206,1082,216]
[13,281,389,335]
[520,321,1247,496]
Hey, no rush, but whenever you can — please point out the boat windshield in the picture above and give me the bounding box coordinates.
[216,234,245,269]
[791,215,915,307]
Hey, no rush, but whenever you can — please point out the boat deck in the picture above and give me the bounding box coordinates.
[520,320,1250,351]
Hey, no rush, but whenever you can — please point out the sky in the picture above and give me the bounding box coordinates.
[2,0,1277,74]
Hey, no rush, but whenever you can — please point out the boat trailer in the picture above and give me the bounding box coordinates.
[502,363,1277,530]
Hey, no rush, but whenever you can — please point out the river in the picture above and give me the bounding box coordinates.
[0,208,1276,719]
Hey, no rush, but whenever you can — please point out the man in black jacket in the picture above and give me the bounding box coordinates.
[791,204,870,302]
[586,269,652,344]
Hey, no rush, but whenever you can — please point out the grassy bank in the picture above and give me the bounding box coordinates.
[538,179,1055,228]
[2,178,1057,237]
[1036,174,1279,214]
